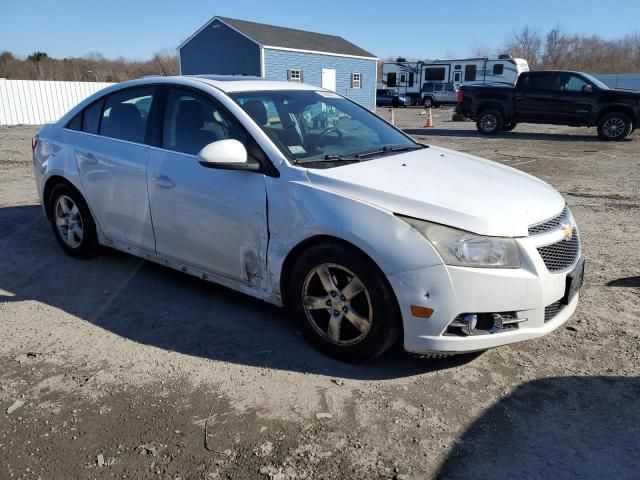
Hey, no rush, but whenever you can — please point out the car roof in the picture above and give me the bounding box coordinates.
[133,74,321,93]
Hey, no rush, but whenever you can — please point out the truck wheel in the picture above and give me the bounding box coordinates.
[477,110,504,135]
[502,123,517,132]
[287,242,402,363]
[423,97,434,108]
[597,112,632,141]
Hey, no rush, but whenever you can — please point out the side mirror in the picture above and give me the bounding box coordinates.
[197,139,259,171]
[582,84,594,93]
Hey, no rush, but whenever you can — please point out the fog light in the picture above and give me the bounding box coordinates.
[450,313,478,335]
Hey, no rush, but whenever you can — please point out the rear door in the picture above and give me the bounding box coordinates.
[146,87,268,283]
[515,73,565,122]
[74,86,157,251]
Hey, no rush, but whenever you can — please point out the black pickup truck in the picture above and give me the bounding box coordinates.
[456,71,640,140]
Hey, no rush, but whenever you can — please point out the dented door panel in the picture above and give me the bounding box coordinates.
[147,147,267,284]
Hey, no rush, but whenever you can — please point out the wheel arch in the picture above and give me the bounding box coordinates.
[597,106,636,123]
[278,234,401,320]
[476,102,506,116]
[42,175,84,220]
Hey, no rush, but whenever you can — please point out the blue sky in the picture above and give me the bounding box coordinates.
[3,0,639,60]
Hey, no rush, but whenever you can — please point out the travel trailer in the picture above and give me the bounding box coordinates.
[381,56,529,105]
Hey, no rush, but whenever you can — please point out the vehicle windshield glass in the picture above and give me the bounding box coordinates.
[581,73,609,90]
[230,90,418,164]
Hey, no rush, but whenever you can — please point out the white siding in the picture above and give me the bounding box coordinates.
[0,79,113,125]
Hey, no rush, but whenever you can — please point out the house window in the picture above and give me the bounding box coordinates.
[288,69,302,82]
[352,72,362,89]
[493,63,504,75]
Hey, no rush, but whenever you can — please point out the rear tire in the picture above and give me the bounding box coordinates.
[423,97,434,108]
[287,242,402,363]
[502,123,517,132]
[597,112,632,141]
[47,183,99,259]
[477,109,504,135]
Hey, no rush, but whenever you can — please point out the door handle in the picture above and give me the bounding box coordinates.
[76,151,97,165]
[152,175,175,189]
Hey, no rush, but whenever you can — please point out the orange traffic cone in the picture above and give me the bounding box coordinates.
[424,107,434,128]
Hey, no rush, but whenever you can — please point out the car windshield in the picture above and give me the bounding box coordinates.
[230,90,420,165]
[581,73,609,90]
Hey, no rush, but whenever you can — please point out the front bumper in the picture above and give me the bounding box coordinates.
[387,230,582,355]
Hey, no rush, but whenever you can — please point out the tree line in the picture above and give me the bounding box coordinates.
[501,27,640,72]
[0,50,179,82]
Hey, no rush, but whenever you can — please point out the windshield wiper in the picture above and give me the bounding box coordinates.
[296,154,361,165]
[354,144,425,158]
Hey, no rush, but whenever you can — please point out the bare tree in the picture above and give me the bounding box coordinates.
[504,26,542,66]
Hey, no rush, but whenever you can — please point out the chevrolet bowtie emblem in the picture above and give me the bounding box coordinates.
[562,222,574,240]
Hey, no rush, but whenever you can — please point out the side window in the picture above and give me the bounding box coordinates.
[163,88,247,156]
[445,84,454,92]
[465,65,477,82]
[562,75,590,92]
[82,100,104,134]
[434,84,443,92]
[408,72,414,87]
[99,88,154,143]
[528,73,560,91]
[493,63,504,75]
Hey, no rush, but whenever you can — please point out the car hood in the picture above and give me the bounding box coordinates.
[304,146,565,237]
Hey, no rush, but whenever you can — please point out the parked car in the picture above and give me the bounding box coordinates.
[376,88,411,107]
[456,70,640,139]
[421,82,459,107]
[33,75,583,362]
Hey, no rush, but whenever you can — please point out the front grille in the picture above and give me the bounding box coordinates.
[537,229,580,272]
[544,300,565,322]
[528,206,570,236]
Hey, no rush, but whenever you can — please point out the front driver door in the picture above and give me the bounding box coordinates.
[147,87,268,284]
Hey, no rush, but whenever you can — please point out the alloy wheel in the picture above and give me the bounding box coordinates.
[302,263,372,345]
[603,117,626,138]
[480,114,497,132]
[54,195,84,248]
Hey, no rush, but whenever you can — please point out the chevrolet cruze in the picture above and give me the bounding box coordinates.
[32,75,584,362]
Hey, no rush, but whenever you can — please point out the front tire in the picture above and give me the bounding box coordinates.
[48,183,99,258]
[477,109,504,135]
[287,243,401,362]
[423,97,434,108]
[597,112,632,141]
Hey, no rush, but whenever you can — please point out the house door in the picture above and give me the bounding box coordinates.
[322,68,336,91]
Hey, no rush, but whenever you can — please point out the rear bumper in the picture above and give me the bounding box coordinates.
[387,230,582,355]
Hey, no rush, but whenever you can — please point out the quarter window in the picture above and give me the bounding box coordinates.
[352,72,362,89]
[99,87,155,143]
[82,100,104,135]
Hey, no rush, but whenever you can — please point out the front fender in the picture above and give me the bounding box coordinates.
[265,174,443,299]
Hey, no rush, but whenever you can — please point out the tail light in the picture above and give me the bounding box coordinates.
[31,134,39,153]
[457,90,463,103]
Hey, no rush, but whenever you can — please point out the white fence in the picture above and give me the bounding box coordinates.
[0,79,114,126]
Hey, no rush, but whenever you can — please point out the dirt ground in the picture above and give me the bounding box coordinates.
[1,109,639,480]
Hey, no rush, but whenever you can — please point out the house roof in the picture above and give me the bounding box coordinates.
[179,16,377,60]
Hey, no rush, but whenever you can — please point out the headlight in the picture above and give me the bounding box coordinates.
[397,215,521,268]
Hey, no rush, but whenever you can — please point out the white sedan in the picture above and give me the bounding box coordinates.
[32,76,583,362]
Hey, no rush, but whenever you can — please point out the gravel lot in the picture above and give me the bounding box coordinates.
[1,109,639,479]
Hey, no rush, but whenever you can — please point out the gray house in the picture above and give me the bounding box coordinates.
[178,16,378,110]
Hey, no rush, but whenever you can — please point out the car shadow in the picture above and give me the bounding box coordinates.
[607,276,640,288]
[437,376,640,479]
[0,205,478,380]
[402,127,625,142]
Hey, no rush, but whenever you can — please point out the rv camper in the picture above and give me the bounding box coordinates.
[381,55,529,105]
